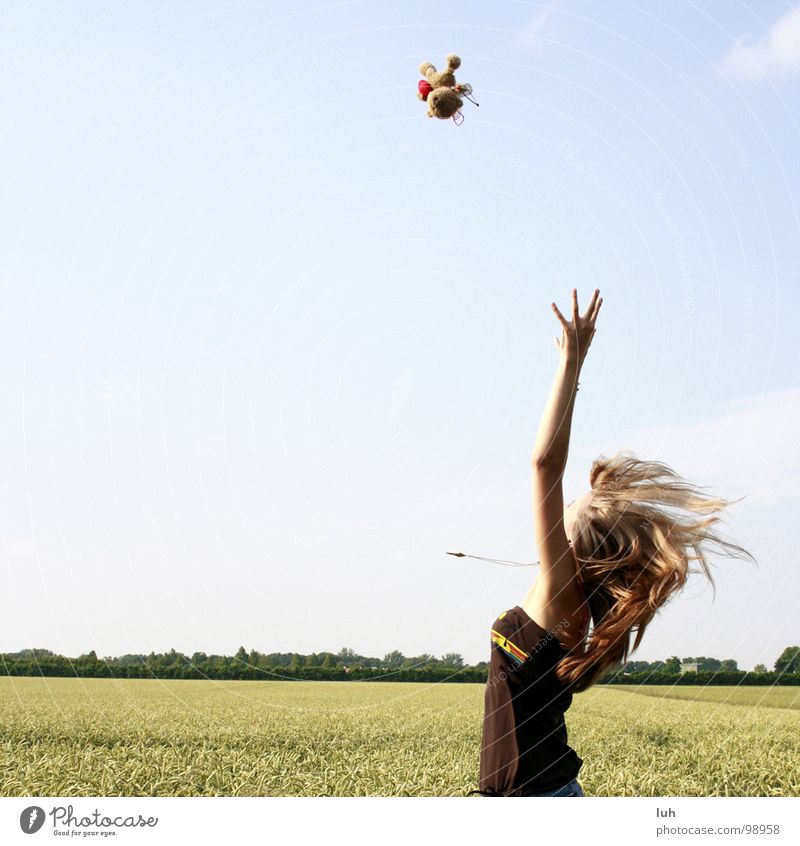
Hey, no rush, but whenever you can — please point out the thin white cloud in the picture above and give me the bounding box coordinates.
[577,386,800,514]
[520,3,559,47]
[720,6,800,80]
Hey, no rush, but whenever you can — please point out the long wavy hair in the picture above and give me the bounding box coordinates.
[557,450,756,693]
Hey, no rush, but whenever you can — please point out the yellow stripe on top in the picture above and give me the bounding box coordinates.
[491,629,529,662]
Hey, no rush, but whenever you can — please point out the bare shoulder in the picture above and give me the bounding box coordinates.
[521,577,587,650]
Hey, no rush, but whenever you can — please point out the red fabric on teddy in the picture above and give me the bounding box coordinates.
[418,79,433,100]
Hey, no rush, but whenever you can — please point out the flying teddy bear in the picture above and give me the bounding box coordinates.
[417,54,477,123]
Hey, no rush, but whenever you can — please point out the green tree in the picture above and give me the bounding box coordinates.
[383,650,404,669]
[163,648,185,667]
[664,656,681,674]
[234,646,248,664]
[720,659,738,672]
[441,653,465,668]
[410,654,438,669]
[775,646,800,674]
[753,663,768,674]
[321,653,334,669]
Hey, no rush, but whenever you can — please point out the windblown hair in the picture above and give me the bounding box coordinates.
[557,450,755,693]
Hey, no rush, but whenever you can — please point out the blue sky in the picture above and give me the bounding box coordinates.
[2,1,799,670]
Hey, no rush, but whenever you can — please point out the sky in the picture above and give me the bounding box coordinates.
[1,1,799,671]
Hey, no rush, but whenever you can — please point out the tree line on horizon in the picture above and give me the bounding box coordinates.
[2,645,799,685]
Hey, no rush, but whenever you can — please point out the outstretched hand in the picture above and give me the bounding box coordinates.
[551,288,603,368]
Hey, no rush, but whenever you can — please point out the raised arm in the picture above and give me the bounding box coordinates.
[524,289,602,636]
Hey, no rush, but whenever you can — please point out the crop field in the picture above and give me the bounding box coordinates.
[610,685,800,710]
[1,678,798,797]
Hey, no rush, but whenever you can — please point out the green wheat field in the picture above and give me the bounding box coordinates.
[2,678,798,797]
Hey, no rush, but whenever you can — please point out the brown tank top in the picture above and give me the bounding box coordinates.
[471,605,583,796]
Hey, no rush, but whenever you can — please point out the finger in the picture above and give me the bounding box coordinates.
[582,288,599,321]
[590,296,603,323]
[551,302,569,328]
[571,288,579,323]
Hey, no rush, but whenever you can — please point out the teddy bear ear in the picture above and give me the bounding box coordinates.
[419,61,435,76]
[446,54,461,71]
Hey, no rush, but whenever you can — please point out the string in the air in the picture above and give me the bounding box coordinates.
[446,551,539,568]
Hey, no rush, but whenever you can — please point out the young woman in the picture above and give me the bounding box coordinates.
[470,288,754,797]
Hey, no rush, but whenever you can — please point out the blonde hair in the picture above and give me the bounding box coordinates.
[558,450,756,692]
